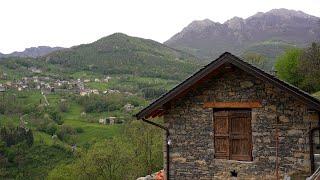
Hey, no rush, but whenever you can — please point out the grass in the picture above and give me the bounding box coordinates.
[1,90,122,147]
[0,114,20,126]
[64,119,121,145]
[314,91,320,99]
[86,82,109,91]
[62,102,121,146]
[33,131,66,146]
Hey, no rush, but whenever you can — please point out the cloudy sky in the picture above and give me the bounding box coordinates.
[0,0,319,53]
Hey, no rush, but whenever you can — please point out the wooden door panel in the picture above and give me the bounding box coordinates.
[215,116,229,135]
[215,137,229,158]
[214,111,229,159]
[230,111,252,161]
[230,139,250,155]
[214,110,252,161]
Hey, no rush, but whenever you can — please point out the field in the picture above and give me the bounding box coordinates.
[0,90,122,145]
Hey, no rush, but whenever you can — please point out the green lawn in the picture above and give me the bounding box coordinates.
[33,131,66,146]
[86,82,109,91]
[62,102,121,146]
[314,91,320,99]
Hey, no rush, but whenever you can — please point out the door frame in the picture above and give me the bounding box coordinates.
[310,127,320,173]
[213,108,253,161]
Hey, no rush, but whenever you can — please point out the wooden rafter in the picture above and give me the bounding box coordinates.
[203,101,262,108]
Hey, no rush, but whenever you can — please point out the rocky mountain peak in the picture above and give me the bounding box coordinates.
[249,8,318,20]
[224,16,245,30]
[165,9,320,60]
[184,19,217,32]
[0,46,64,58]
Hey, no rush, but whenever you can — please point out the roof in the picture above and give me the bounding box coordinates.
[135,52,320,119]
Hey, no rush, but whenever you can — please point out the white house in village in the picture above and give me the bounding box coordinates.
[99,118,107,125]
[103,76,112,82]
[109,117,117,125]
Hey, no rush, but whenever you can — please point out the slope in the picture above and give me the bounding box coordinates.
[45,33,201,81]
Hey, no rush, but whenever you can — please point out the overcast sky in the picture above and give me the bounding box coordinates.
[0,0,319,53]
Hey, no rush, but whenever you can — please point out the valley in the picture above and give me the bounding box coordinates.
[0,8,319,179]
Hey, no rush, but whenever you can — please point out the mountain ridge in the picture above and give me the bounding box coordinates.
[0,46,64,58]
[44,32,201,80]
[165,8,320,60]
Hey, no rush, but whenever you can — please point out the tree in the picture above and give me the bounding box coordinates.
[48,138,134,180]
[122,120,163,175]
[243,52,268,70]
[48,120,164,179]
[298,42,320,92]
[275,48,303,87]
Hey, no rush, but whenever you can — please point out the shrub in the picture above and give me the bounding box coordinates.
[56,125,76,142]
[58,101,69,113]
[75,127,84,133]
[48,109,63,125]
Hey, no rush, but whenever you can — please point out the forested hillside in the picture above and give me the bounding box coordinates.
[45,33,201,80]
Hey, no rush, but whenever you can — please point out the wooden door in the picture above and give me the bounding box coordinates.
[214,110,252,161]
[214,111,229,159]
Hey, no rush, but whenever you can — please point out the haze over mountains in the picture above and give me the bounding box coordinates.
[0,46,64,58]
[165,8,320,60]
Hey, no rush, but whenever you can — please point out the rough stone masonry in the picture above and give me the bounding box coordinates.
[163,67,319,179]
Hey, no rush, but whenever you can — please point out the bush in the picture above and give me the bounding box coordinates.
[75,127,84,133]
[58,101,69,113]
[48,109,63,125]
[0,126,34,147]
[142,87,167,99]
[56,125,76,142]
[45,123,58,135]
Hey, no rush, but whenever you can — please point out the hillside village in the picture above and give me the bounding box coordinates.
[0,70,116,95]
[0,69,137,125]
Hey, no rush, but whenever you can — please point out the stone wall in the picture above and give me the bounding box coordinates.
[163,67,319,179]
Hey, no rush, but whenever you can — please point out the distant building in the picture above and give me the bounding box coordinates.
[103,89,120,94]
[80,90,90,96]
[29,67,42,73]
[5,81,11,86]
[0,86,5,92]
[80,112,86,117]
[109,117,116,125]
[99,118,107,125]
[91,89,99,95]
[103,76,112,82]
[124,103,134,112]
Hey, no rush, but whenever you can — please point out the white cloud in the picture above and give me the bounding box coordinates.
[0,0,319,53]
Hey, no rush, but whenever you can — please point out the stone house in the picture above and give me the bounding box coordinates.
[135,52,320,179]
[109,117,117,125]
[99,118,107,125]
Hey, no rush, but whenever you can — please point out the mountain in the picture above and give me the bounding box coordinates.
[165,9,320,61]
[0,46,64,58]
[45,33,201,80]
